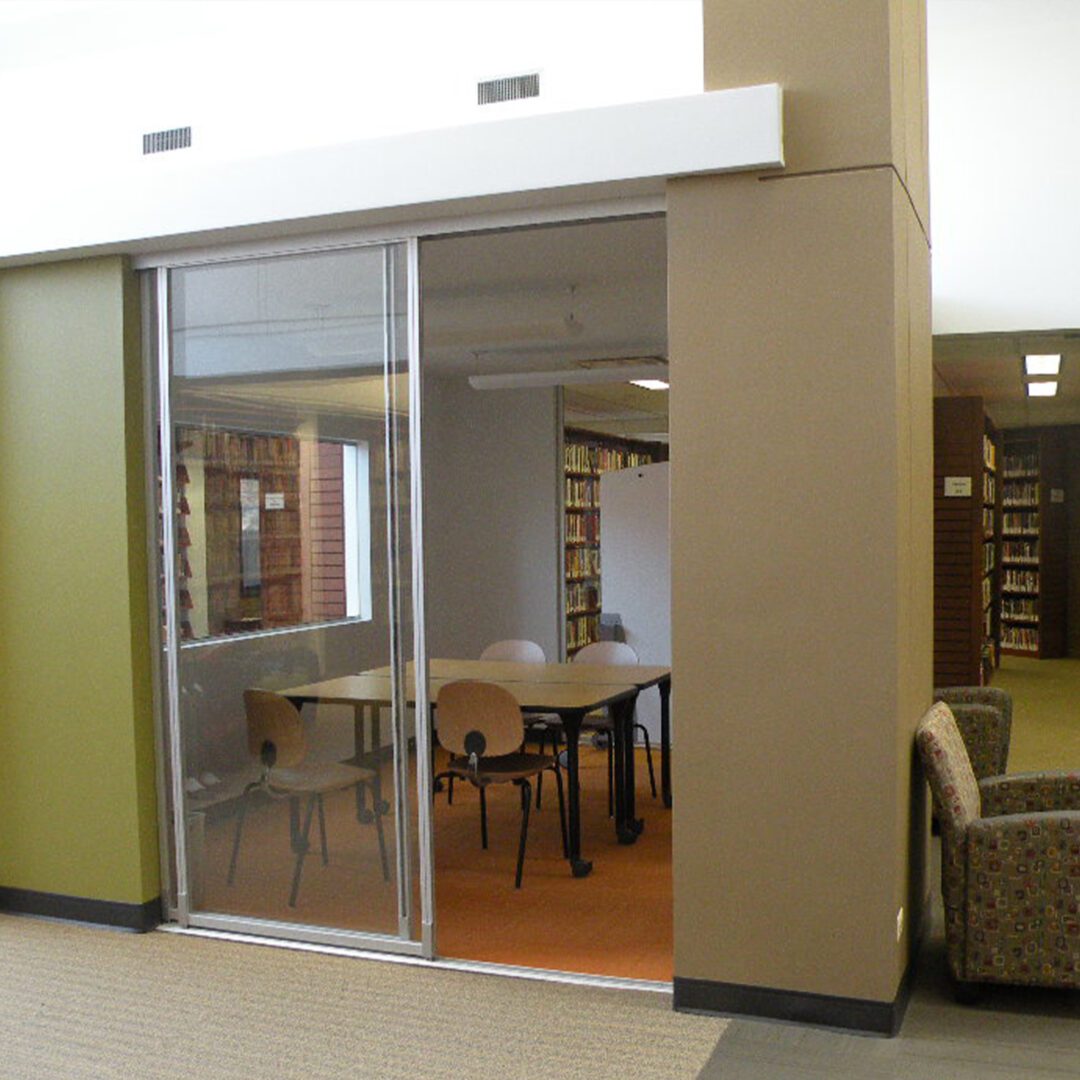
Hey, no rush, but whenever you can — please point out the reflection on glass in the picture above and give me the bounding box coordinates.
[166,244,415,941]
[176,428,372,641]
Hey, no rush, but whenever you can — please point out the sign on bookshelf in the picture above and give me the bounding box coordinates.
[944,476,973,497]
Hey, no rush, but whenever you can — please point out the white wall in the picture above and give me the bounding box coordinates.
[929,0,1080,333]
[600,462,670,743]
[422,375,560,661]
[0,1,703,255]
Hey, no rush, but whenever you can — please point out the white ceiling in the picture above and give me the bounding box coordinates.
[934,332,1080,429]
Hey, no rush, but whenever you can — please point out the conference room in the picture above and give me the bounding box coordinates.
[162,214,674,983]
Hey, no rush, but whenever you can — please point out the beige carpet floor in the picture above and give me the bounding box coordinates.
[991,655,1080,771]
[0,913,725,1080]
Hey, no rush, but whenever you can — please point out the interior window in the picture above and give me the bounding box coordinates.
[175,426,372,640]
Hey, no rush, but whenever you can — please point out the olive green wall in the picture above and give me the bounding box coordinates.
[0,256,159,905]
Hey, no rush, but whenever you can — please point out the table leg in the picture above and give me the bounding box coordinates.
[614,696,643,844]
[561,710,592,878]
[353,704,369,813]
[659,677,672,809]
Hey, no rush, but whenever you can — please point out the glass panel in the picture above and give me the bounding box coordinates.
[166,244,419,942]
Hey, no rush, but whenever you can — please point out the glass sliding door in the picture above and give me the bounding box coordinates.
[154,242,431,954]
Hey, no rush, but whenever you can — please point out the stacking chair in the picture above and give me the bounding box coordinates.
[476,639,560,808]
[479,639,546,663]
[228,689,390,907]
[433,680,567,888]
[573,640,656,813]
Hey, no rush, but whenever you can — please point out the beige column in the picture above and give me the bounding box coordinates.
[669,0,931,1025]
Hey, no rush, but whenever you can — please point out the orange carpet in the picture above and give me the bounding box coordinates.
[193,745,673,981]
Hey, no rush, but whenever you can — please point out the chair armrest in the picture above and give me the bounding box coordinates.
[979,772,1080,817]
[964,811,1080,985]
[948,704,1009,780]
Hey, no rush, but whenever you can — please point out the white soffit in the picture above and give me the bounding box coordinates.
[0,85,783,265]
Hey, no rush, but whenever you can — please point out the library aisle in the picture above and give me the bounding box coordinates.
[992,656,1080,771]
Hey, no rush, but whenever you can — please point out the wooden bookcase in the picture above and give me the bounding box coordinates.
[933,397,1000,687]
[562,428,666,656]
[999,428,1067,658]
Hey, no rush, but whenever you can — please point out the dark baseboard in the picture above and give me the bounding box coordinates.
[674,959,915,1037]
[0,887,163,932]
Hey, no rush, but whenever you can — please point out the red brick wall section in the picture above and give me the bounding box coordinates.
[309,442,347,620]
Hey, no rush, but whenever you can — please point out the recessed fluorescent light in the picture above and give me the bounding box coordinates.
[1027,381,1058,397]
[1024,353,1061,376]
[629,379,669,391]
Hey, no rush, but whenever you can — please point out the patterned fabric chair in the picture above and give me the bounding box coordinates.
[933,686,1012,781]
[916,701,1080,997]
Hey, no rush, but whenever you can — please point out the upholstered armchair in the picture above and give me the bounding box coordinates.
[916,701,1080,997]
[933,686,1012,780]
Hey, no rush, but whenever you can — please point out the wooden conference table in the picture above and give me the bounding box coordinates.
[281,659,672,879]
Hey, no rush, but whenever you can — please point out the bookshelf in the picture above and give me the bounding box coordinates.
[562,428,666,655]
[999,428,1066,658]
[933,398,1000,686]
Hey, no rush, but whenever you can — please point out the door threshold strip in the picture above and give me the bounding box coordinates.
[160,924,671,994]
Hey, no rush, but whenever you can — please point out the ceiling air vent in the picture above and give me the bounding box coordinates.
[477,72,540,106]
[143,126,192,155]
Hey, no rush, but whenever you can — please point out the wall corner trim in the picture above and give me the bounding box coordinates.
[672,964,915,1037]
[0,887,163,933]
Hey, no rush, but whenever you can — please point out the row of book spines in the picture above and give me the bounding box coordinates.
[566,514,599,543]
[1003,451,1039,476]
[1002,540,1039,562]
[1002,481,1039,505]
[1002,569,1039,592]
[1002,626,1039,651]
[1002,512,1039,533]
[984,473,995,504]
[565,443,653,474]
[566,613,599,650]
[565,477,598,506]
[566,583,599,614]
[566,548,600,578]
[983,434,996,472]
[1001,598,1039,620]
[981,576,992,610]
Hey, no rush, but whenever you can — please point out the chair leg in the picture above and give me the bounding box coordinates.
[635,723,658,799]
[551,764,568,858]
[515,779,532,889]
[316,793,329,866]
[479,786,488,849]
[536,736,544,810]
[288,794,318,907]
[360,780,391,883]
[607,736,614,818]
[448,774,454,804]
[226,798,248,885]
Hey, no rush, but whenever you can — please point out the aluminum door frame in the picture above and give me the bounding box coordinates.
[152,237,434,959]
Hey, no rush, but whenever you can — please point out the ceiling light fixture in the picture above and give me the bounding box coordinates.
[469,364,667,390]
[629,379,670,390]
[1024,353,1061,376]
[1026,381,1058,397]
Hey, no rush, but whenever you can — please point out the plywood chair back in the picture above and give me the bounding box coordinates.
[436,680,524,760]
[243,689,307,770]
[479,639,546,663]
[573,640,639,666]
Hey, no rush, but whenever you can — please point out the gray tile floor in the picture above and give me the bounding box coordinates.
[698,893,1080,1078]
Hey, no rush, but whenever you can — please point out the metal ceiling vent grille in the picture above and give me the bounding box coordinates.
[142,126,192,155]
[477,72,540,106]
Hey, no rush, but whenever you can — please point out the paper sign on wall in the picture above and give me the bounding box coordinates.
[943,476,973,497]
[1051,488,1065,504]
[265,492,285,510]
